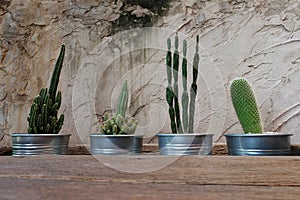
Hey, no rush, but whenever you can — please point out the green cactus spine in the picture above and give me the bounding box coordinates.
[188,35,199,133]
[166,38,177,133]
[230,78,263,133]
[173,33,183,133]
[27,45,65,134]
[181,39,189,133]
[100,80,138,135]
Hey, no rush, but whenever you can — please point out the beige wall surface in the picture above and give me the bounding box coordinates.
[1,0,300,147]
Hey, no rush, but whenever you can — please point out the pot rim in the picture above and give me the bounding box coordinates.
[157,133,214,137]
[90,134,135,137]
[224,132,293,137]
[11,133,71,137]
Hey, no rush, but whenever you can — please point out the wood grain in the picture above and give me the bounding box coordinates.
[1,155,300,199]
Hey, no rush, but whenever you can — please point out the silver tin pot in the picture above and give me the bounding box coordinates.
[11,133,71,156]
[225,133,293,156]
[131,136,143,154]
[157,133,213,155]
[90,134,134,155]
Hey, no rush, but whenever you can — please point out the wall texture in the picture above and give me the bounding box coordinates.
[1,0,300,147]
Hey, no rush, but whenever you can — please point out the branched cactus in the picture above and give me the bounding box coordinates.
[166,34,199,134]
[100,80,138,135]
[27,45,65,134]
[230,78,263,134]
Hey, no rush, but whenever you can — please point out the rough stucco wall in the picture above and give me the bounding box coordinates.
[1,0,300,147]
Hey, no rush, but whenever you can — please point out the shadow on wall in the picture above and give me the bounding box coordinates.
[112,0,172,34]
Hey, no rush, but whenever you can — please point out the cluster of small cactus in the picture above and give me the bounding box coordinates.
[100,113,137,135]
[230,78,263,134]
[27,45,65,134]
[100,80,138,135]
[166,33,200,133]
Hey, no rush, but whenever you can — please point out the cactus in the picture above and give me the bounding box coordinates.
[117,80,128,117]
[166,34,199,134]
[100,80,138,135]
[27,45,65,134]
[166,38,177,133]
[230,78,263,133]
[188,35,199,133]
[181,39,189,132]
[100,114,137,135]
[173,33,183,133]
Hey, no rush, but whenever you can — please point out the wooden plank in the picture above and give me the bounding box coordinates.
[0,177,300,200]
[0,155,300,199]
[1,155,300,186]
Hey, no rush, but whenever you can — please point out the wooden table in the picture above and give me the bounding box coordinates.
[0,155,300,199]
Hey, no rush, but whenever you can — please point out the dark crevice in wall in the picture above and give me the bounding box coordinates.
[112,0,172,34]
[0,0,11,10]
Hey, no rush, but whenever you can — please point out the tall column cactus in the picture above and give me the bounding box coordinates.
[27,45,65,134]
[188,35,199,133]
[230,78,263,133]
[117,80,129,117]
[166,38,177,133]
[172,33,183,133]
[100,80,138,135]
[166,34,200,134]
[181,39,189,133]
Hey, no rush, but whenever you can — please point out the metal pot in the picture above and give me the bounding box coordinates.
[90,134,135,155]
[11,133,71,156]
[157,133,213,155]
[131,135,144,154]
[225,132,293,156]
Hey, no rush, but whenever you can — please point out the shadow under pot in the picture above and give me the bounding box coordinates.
[90,134,143,155]
[157,133,213,156]
[224,133,293,156]
[11,133,71,156]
